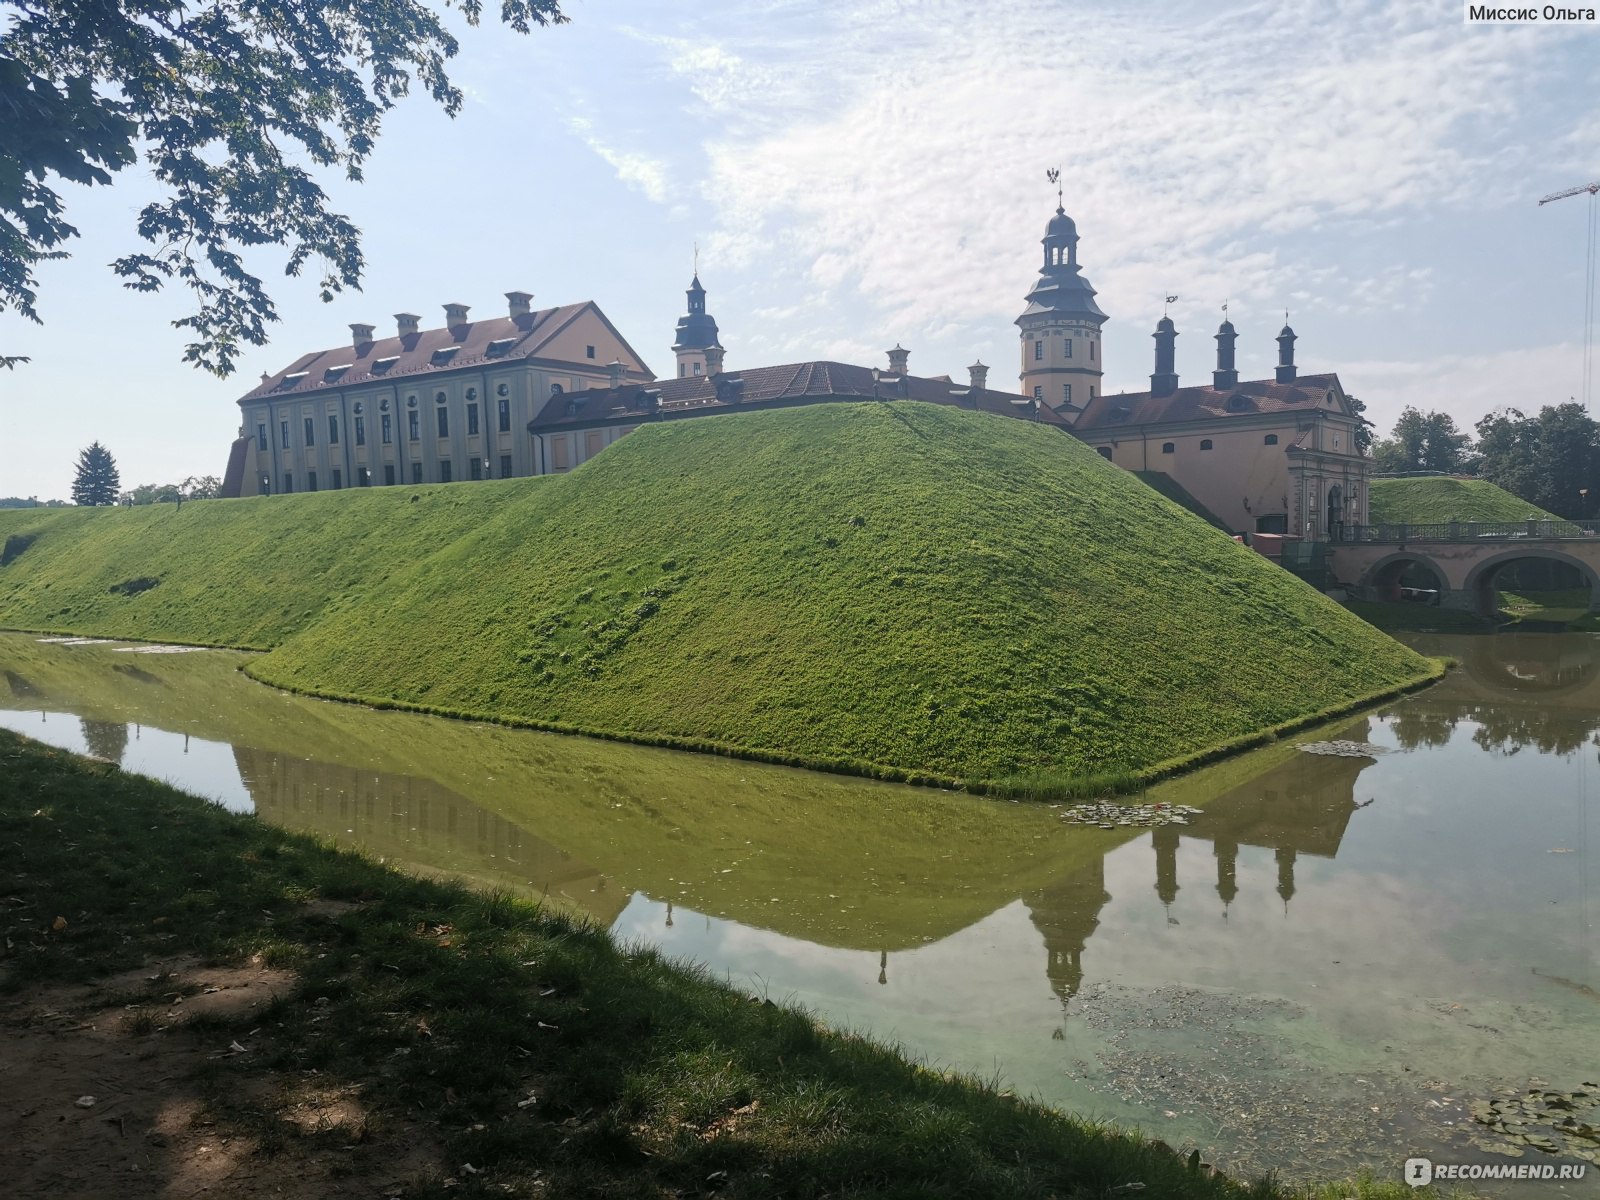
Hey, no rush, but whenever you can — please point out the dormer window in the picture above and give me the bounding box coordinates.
[278,371,308,390]
[485,338,516,357]
[371,355,400,374]
[430,347,459,367]
[1264,434,1278,445]
[323,364,351,383]
[1226,394,1252,412]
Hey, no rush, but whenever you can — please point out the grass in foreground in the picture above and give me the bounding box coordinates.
[1368,477,1562,525]
[0,729,1443,1199]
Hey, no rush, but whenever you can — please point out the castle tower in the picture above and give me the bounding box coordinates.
[1017,198,1106,420]
[1214,317,1239,389]
[672,274,723,379]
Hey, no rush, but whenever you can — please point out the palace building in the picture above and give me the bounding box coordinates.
[222,295,653,497]
[224,197,1371,544]
[1006,200,1370,540]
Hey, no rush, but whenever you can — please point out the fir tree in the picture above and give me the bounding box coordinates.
[71,441,120,506]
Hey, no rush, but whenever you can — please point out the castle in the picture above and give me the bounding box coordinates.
[222,204,1371,541]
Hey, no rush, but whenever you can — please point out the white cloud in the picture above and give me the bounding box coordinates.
[653,0,1577,349]
[566,117,673,205]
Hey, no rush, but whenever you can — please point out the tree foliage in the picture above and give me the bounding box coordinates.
[1,0,565,375]
[1372,406,1473,474]
[70,441,120,506]
[116,474,222,505]
[1474,403,1600,519]
[1346,394,1374,456]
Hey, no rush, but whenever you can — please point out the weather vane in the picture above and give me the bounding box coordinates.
[693,240,699,277]
[1165,294,1179,315]
[1046,167,1062,208]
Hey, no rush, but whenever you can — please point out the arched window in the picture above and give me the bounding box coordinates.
[1200,439,1214,450]
[1097,447,1112,460]
[1264,434,1278,445]
[1162,441,1175,454]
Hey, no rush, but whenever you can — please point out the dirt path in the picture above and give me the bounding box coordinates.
[0,956,441,1199]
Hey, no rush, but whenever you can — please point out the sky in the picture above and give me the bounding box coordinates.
[4,0,1600,499]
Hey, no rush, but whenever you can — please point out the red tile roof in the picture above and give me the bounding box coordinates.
[528,361,1070,431]
[1073,373,1342,431]
[237,302,648,403]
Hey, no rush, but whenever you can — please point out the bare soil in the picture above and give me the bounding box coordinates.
[0,955,442,1199]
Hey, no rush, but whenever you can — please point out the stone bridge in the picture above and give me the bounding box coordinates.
[1327,519,1600,616]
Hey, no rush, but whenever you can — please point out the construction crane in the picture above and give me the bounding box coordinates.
[1540,180,1600,410]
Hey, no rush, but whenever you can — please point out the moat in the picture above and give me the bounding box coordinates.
[1,630,1596,1193]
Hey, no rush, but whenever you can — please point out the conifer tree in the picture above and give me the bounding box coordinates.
[70,441,120,506]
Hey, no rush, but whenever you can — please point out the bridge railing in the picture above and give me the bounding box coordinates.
[1335,519,1594,543]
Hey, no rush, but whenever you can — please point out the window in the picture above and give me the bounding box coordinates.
[1033,385,1043,400]
[1063,383,1073,405]
[1097,447,1112,460]
[307,470,318,492]
[692,362,702,376]
[1090,342,1096,361]
[470,457,482,480]
[439,459,452,483]
[500,454,513,479]
[1200,439,1214,450]
[259,474,270,496]
[498,397,510,432]
[280,420,290,449]
[552,437,570,470]
[467,403,480,436]
[679,363,686,378]
[304,416,315,446]
[1162,441,1175,454]
[1090,386,1096,399]
[1264,434,1279,446]
[586,345,596,359]
[256,422,267,450]
[411,462,422,484]
[383,465,395,486]
[381,414,391,444]
[1064,339,1073,358]
[408,411,419,441]
[353,416,364,446]
[282,472,293,493]
[331,469,342,490]
[358,466,371,486]
[436,407,449,438]
[1034,340,1043,361]
[328,415,339,444]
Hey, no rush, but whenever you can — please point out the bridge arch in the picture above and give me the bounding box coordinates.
[1358,552,1448,604]
[1461,548,1600,618]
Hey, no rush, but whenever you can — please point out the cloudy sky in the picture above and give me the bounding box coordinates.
[4,0,1600,498]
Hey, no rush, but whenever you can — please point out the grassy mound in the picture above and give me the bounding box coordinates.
[1,403,1433,788]
[251,403,1431,784]
[0,485,529,649]
[1368,477,1561,524]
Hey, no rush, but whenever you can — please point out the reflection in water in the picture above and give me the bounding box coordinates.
[79,718,128,765]
[0,632,1596,1193]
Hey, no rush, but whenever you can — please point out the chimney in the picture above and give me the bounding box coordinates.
[1213,320,1238,389]
[1150,317,1179,398]
[1276,321,1298,383]
[506,291,533,319]
[886,343,909,375]
[350,323,375,348]
[444,302,470,328]
[704,344,726,375]
[968,360,989,391]
[607,359,624,389]
[395,313,420,338]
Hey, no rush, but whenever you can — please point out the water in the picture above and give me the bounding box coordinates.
[1,631,1597,1192]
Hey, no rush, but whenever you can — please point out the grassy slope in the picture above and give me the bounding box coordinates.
[0,729,1429,1199]
[0,483,531,649]
[1133,471,1231,531]
[255,403,1431,783]
[1368,477,1561,525]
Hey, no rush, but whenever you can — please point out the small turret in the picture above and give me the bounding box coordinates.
[1213,318,1238,389]
[1151,316,1179,398]
[886,344,909,375]
[672,271,723,379]
[1276,319,1298,383]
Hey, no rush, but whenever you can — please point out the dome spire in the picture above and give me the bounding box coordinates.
[672,256,722,379]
